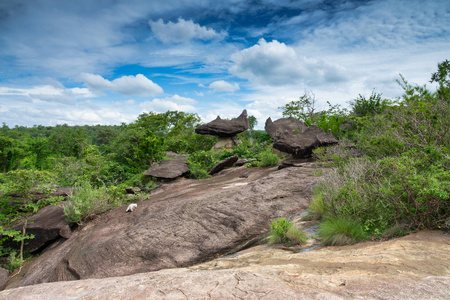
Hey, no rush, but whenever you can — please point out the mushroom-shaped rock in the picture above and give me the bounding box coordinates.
[143,156,189,179]
[195,110,249,137]
[265,117,338,157]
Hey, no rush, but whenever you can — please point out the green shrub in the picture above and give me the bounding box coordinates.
[350,90,393,118]
[123,173,158,192]
[63,181,133,224]
[257,147,279,167]
[187,150,218,179]
[319,217,367,246]
[268,218,307,245]
[4,250,24,273]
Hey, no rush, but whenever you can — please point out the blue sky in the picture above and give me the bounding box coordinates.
[0,0,449,128]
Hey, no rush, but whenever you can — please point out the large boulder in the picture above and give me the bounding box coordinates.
[195,110,249,137]
[265,117,307,139]
[143,155,189,179]
[7,205,72,253]
[208,155,239,175]
[11,164,324,288]
[265,117,338,157]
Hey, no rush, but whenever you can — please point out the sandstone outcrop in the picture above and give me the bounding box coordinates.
[6,205,72,253]
[2,230,449,299]
[143,154,189,179]
[265,117,338,157]
[208,155,239,175]
[10,164,323,288]
[195,110,249,137]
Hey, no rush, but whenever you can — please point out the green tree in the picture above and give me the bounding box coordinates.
[280,91,317,125]
[0,136,24,172]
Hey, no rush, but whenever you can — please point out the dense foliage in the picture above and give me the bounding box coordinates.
[310,61,450,244]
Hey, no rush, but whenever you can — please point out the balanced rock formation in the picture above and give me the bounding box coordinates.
[143,153,189,179]
[195,110,249,150]
[8,164,324,288]
[265,117,338,157]
[195,110,249,137]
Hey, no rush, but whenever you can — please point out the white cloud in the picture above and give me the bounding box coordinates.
[140,95,197,113]
[149,18,226,44]
[81,73,163,97]
[0,85,94,104]
[230,39,347,87]
[208,80,240,92]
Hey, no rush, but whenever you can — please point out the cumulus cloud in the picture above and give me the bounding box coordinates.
[229,39,347,87]
[208,80,240,92]
[140,95,197,112]
[81,73,163,97]
[149,18,226,44]
[0,85,93,104]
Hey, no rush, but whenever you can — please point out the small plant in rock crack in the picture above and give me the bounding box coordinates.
[268,218,308,246]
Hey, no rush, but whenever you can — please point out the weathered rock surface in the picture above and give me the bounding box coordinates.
[265,117,338,157]
[9,164,322,288]
[195,110,249,137]
[212,136,242,150]
[7,205,71,253]
[143,156,189,179]
[0,267,8,291]
[2,230,449,299]
[208,155,239,175]
[265,117,307,138]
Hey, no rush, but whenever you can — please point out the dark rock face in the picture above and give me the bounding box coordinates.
[208,155,239,175]
[13,165,324,288]
[8,205,72,253]
[195,110,249,137]
[265,117,338,157]
[125,187,142,194]
[143,156,189,179]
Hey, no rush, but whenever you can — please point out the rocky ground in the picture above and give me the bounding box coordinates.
[1,230,448,299]
[1,163,449,299]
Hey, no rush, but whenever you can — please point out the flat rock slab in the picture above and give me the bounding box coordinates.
[143,157,189,179]
[2,231,449,299]
[11,164,323,288]
[208,155,239,175]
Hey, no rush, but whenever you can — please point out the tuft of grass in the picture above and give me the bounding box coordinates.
[268,218,307,246]
[319,217,367,246]
[306,191,327,220]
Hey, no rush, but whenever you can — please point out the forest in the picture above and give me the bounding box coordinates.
[1,60,449,272]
